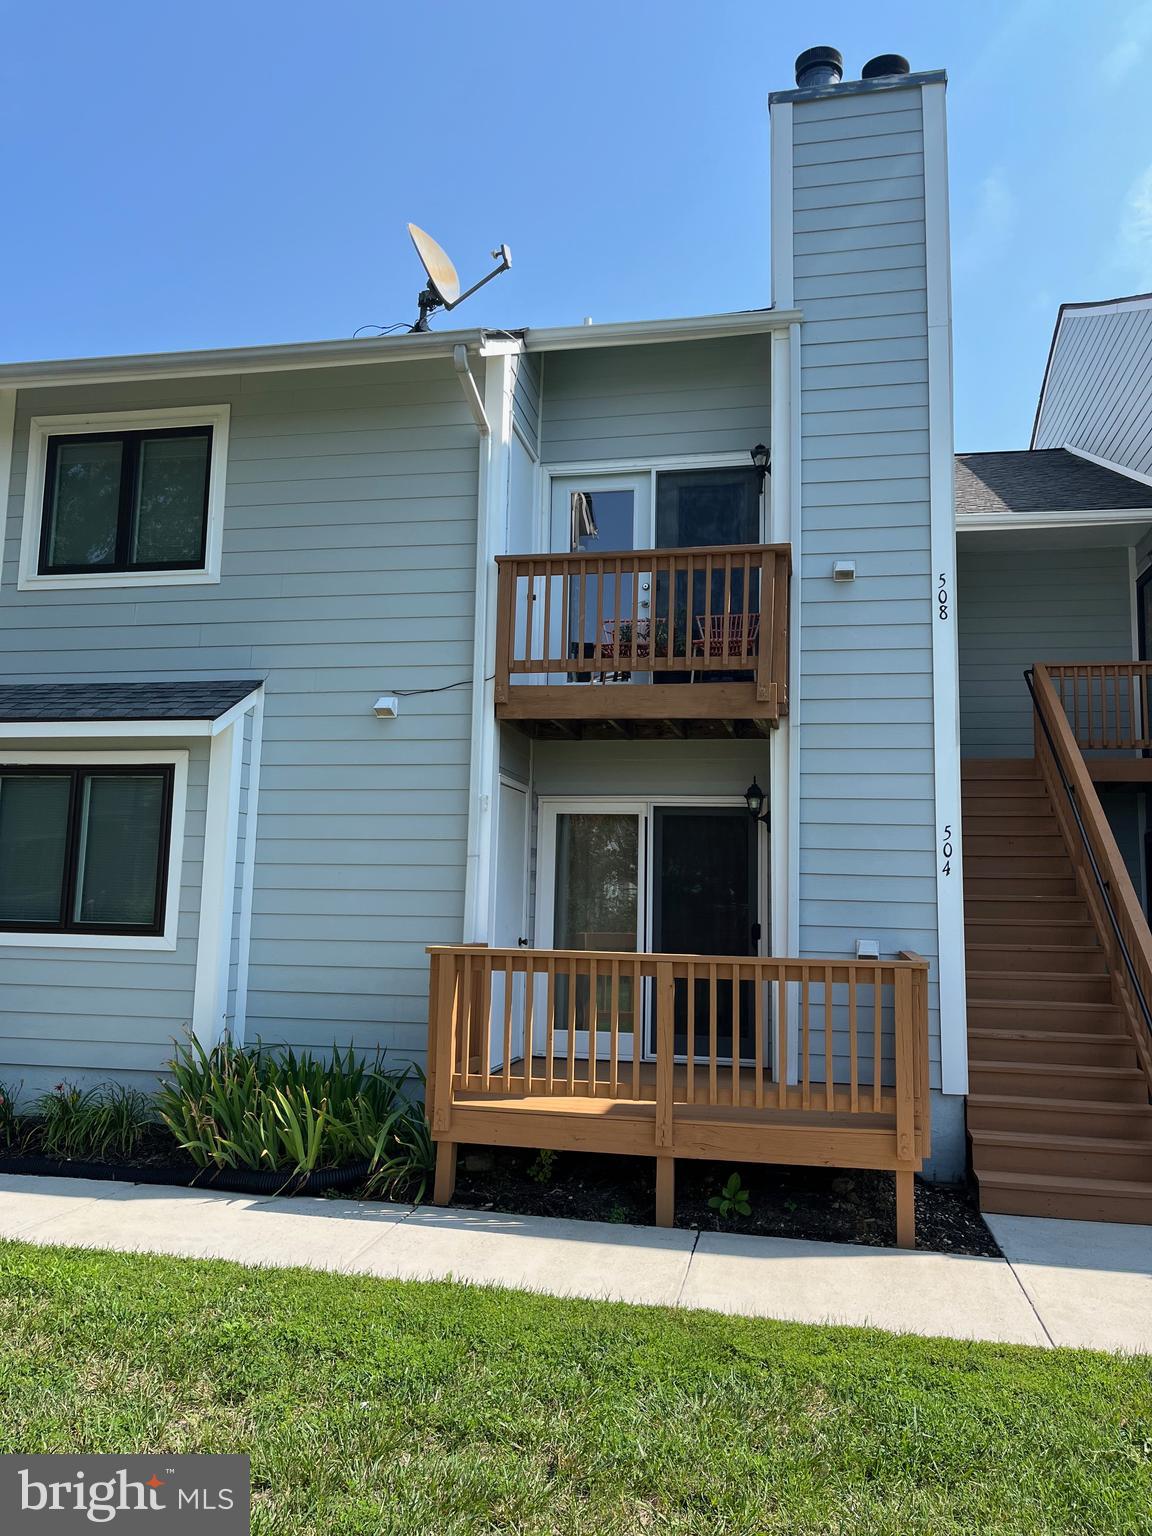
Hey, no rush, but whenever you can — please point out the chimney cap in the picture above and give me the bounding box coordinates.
[794,46,843,89]
[861,53,911,79]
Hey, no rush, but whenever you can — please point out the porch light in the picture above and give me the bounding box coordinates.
[750,443,770,484]
[744,777,770,824]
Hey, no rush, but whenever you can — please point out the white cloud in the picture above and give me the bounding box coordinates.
[955,170,1017,274]
[1100,0,1152,82]
[1119,162,1152,268]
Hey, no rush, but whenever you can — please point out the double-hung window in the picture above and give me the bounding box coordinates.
[20,406,229,589]
[0,765,175,935]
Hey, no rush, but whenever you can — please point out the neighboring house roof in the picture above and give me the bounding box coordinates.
[1031,291,1152,448]
[954,448,1152,516]
[0,680,263,722]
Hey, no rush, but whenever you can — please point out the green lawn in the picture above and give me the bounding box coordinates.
[0,1241,1148,1535]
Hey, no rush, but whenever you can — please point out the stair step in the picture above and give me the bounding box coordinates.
[965,898,1090,923]
[966,943,1107,975]
[968,1060,1149,1103]
[967,1093,1152,1139]
[970,1129,1152,1182]
[961,759,1040,780]
[969,1027,1137,1067]
[968,970,1114,1003]
[975,1169,1152,1224]
[963,802,1058,821]
[966,854,1076,875]
[965,875,1079,898]
[966,833,1066,857]
[965,918,1098,946]
[967,998,1127,1033]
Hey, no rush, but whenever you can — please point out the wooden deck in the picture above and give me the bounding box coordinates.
[427,946,931,1246]
[493,543,790,734]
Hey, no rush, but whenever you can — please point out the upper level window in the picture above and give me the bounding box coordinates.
[19,405,230,591]
[0,764,174,936]
[41,427,211,575]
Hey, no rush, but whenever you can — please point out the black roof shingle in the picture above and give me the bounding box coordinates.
[955,448,1152,516]
[0,680,263,723]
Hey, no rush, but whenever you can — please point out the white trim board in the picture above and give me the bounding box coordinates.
[190,719,245,1047]
[0,690,263,742]
[956,508,1152,533]
[0,747,189,952]
[0,391,16,592]
[1061,443,1152,491]
[18,404,231,592]
[0,311,804,391]
[923,78,967,1098]
[229,692,264,1047]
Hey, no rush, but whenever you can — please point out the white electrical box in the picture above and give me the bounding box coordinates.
[855,938,880,960]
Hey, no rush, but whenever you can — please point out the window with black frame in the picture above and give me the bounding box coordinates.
[654,466,763,681]
[39,427,212,575]
[0,766,174,934]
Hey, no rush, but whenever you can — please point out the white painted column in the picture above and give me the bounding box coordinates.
[191,719,245,1047]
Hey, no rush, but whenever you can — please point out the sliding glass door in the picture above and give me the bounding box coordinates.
[537,798,767,1064]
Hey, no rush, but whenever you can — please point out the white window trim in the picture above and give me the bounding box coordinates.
[0,748,189,951]
[18,404,230,591]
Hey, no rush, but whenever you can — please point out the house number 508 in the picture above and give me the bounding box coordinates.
[937,572,949,621]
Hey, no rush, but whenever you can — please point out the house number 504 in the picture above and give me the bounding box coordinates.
[941,824,953,876]
[937,572,949,621]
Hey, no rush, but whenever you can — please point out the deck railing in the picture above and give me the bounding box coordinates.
[1029,664,1152,1094]
[426,945,931,1240]
[493,543,790,721]
[1045,661,1152,751]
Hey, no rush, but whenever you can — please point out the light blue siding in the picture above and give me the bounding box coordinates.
[539,336,771,463]
[790,82,941,1073]
[0,356,480,1080]
[1035,304,1152,477]
[511,351,541,452]
[958,545,1134,756]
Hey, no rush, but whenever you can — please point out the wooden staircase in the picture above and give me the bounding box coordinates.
[963,758,1152,1223]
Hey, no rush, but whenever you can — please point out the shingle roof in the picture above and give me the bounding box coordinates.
[955,448,1152,516]
[0,680,263,723]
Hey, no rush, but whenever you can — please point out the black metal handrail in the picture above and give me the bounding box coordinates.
[1024,667,1152,1045]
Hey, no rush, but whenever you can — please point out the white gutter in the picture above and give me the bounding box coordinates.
[0,328,486,389]
[0,308,803,391]
[522,309,802,352]
[452,345,490,436]
[956,508,1152,533]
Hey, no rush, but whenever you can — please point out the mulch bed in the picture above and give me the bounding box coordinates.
[452,1146,1000,1257]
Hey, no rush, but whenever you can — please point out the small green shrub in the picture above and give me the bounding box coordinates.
[527,1149,556,1185]
[0,1082,21,1149]
[32,1082,152,1161]
[708,1172,752,1220]
[155,1038,434,1199]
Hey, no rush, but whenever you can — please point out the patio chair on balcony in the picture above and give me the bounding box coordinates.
[692,612,761,660]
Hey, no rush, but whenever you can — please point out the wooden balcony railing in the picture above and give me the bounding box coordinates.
[1030,665,1152,1096]
[1045,661,1152,751]
[426,944,931,1245]
[493,543,790,727]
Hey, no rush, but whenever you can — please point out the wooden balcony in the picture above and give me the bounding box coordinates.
[1040,661,1152,781]
[493,543,790,737]
[426,945,931,1246]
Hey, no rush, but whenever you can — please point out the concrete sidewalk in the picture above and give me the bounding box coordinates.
[0,1174,1147,1353]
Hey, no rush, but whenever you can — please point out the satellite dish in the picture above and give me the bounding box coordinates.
[409,225,461,306]
[406,222,512,332]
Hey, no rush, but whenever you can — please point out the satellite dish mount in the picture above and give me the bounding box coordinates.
[408,223,511,332]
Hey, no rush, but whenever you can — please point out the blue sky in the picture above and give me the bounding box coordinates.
[2,0,1150,449]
